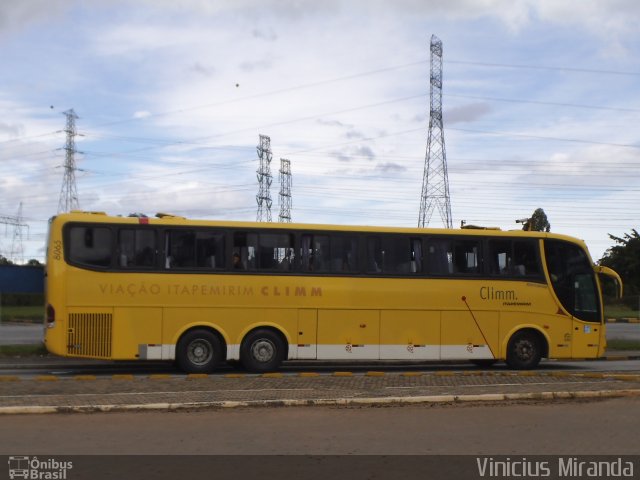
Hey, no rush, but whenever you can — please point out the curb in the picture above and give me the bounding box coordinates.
[5,370,638,382]
[1,353,638,371]
[1,389,639,415]
[603,355,640,361]
[2,364,640,383]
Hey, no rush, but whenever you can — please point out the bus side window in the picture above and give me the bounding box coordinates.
[166,230,195,268]
[233,232,258,271]
[488,239,511,275]
[330,236,358,273]
[514,240,540,276]
[366,237,383,273]
[68,226,112,267]
[425,238,453,275]
[453,240,481,274]
[164,229,225,270]
[366,236,420,274]
[196,231,225,269]
[118,229,156,268]
[411,238,423,273]
[257,233,295,271]
[300,234,329,272]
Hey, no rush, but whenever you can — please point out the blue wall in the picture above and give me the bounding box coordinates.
[0,266,44,294]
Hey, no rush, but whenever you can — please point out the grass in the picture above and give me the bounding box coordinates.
[607,339,640,351]
[0,305,43,323]
[604,302,639,320]
[0,344,48,358]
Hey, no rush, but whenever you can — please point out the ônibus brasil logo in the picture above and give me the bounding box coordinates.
[8,456,73,480]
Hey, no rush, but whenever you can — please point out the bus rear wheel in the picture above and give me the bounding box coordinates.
[176,329,223,373]
[241,329,285,373]
[506,331,542,370]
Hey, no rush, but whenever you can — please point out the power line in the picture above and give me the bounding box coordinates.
[0,130,61,146]
[447,127,640,149]
[446,60,640,77]
[444,93,640,113]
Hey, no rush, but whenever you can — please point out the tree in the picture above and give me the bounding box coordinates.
[0,255,13,266]
[522,208,550,232]
[600,229,640,296]
[27,259,43,266]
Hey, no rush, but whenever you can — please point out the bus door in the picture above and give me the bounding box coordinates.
[544,240,604,358]
[570,273,604,357]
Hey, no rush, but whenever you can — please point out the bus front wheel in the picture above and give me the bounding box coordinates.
[176,329,223,373]
[506,331,542,370]
[241,329,285,373]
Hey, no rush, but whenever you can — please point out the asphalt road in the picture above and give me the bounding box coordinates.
[0,323,43,345]
[1,397,639,455]
[608,322,640,340]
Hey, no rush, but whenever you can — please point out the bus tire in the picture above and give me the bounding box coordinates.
[176,329,223,373]
[241,329,285,373]
[506,330,542,370]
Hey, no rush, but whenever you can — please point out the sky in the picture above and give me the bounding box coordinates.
[0,0,638,263]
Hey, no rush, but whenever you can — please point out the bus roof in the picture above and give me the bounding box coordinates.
[53,210,588,246]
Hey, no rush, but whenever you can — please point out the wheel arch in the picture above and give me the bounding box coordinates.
[502,326,549,360]
[176,324,228,360]
[240,324,290,360]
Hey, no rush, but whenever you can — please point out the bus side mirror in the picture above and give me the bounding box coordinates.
[595,266,623,299]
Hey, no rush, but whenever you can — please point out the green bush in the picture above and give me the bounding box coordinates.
[0,293,44,307]
[621,295,640,311]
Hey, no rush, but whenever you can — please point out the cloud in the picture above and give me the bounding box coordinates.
[133,111,152,119]
[0,121,24,138]
[444,103,492,124]
[533,0,640,53]
[90,24,202,56]
[252,28,278,41]
[345,129,366,140]
[355,146,376,160]
[315,119,365,140]
[0,1,69,35]
[330,145,376,162]
[189,62,216,77]
[239,59,273,73]
[316,119,353,128]
[375,162,407,173]
[138,0,342,20]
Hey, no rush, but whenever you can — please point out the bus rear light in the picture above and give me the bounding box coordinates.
[46,304,56,327]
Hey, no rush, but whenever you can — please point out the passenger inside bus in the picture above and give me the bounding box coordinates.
[232,252,243,270]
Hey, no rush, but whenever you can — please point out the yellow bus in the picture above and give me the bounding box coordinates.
[44,211,622,373]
